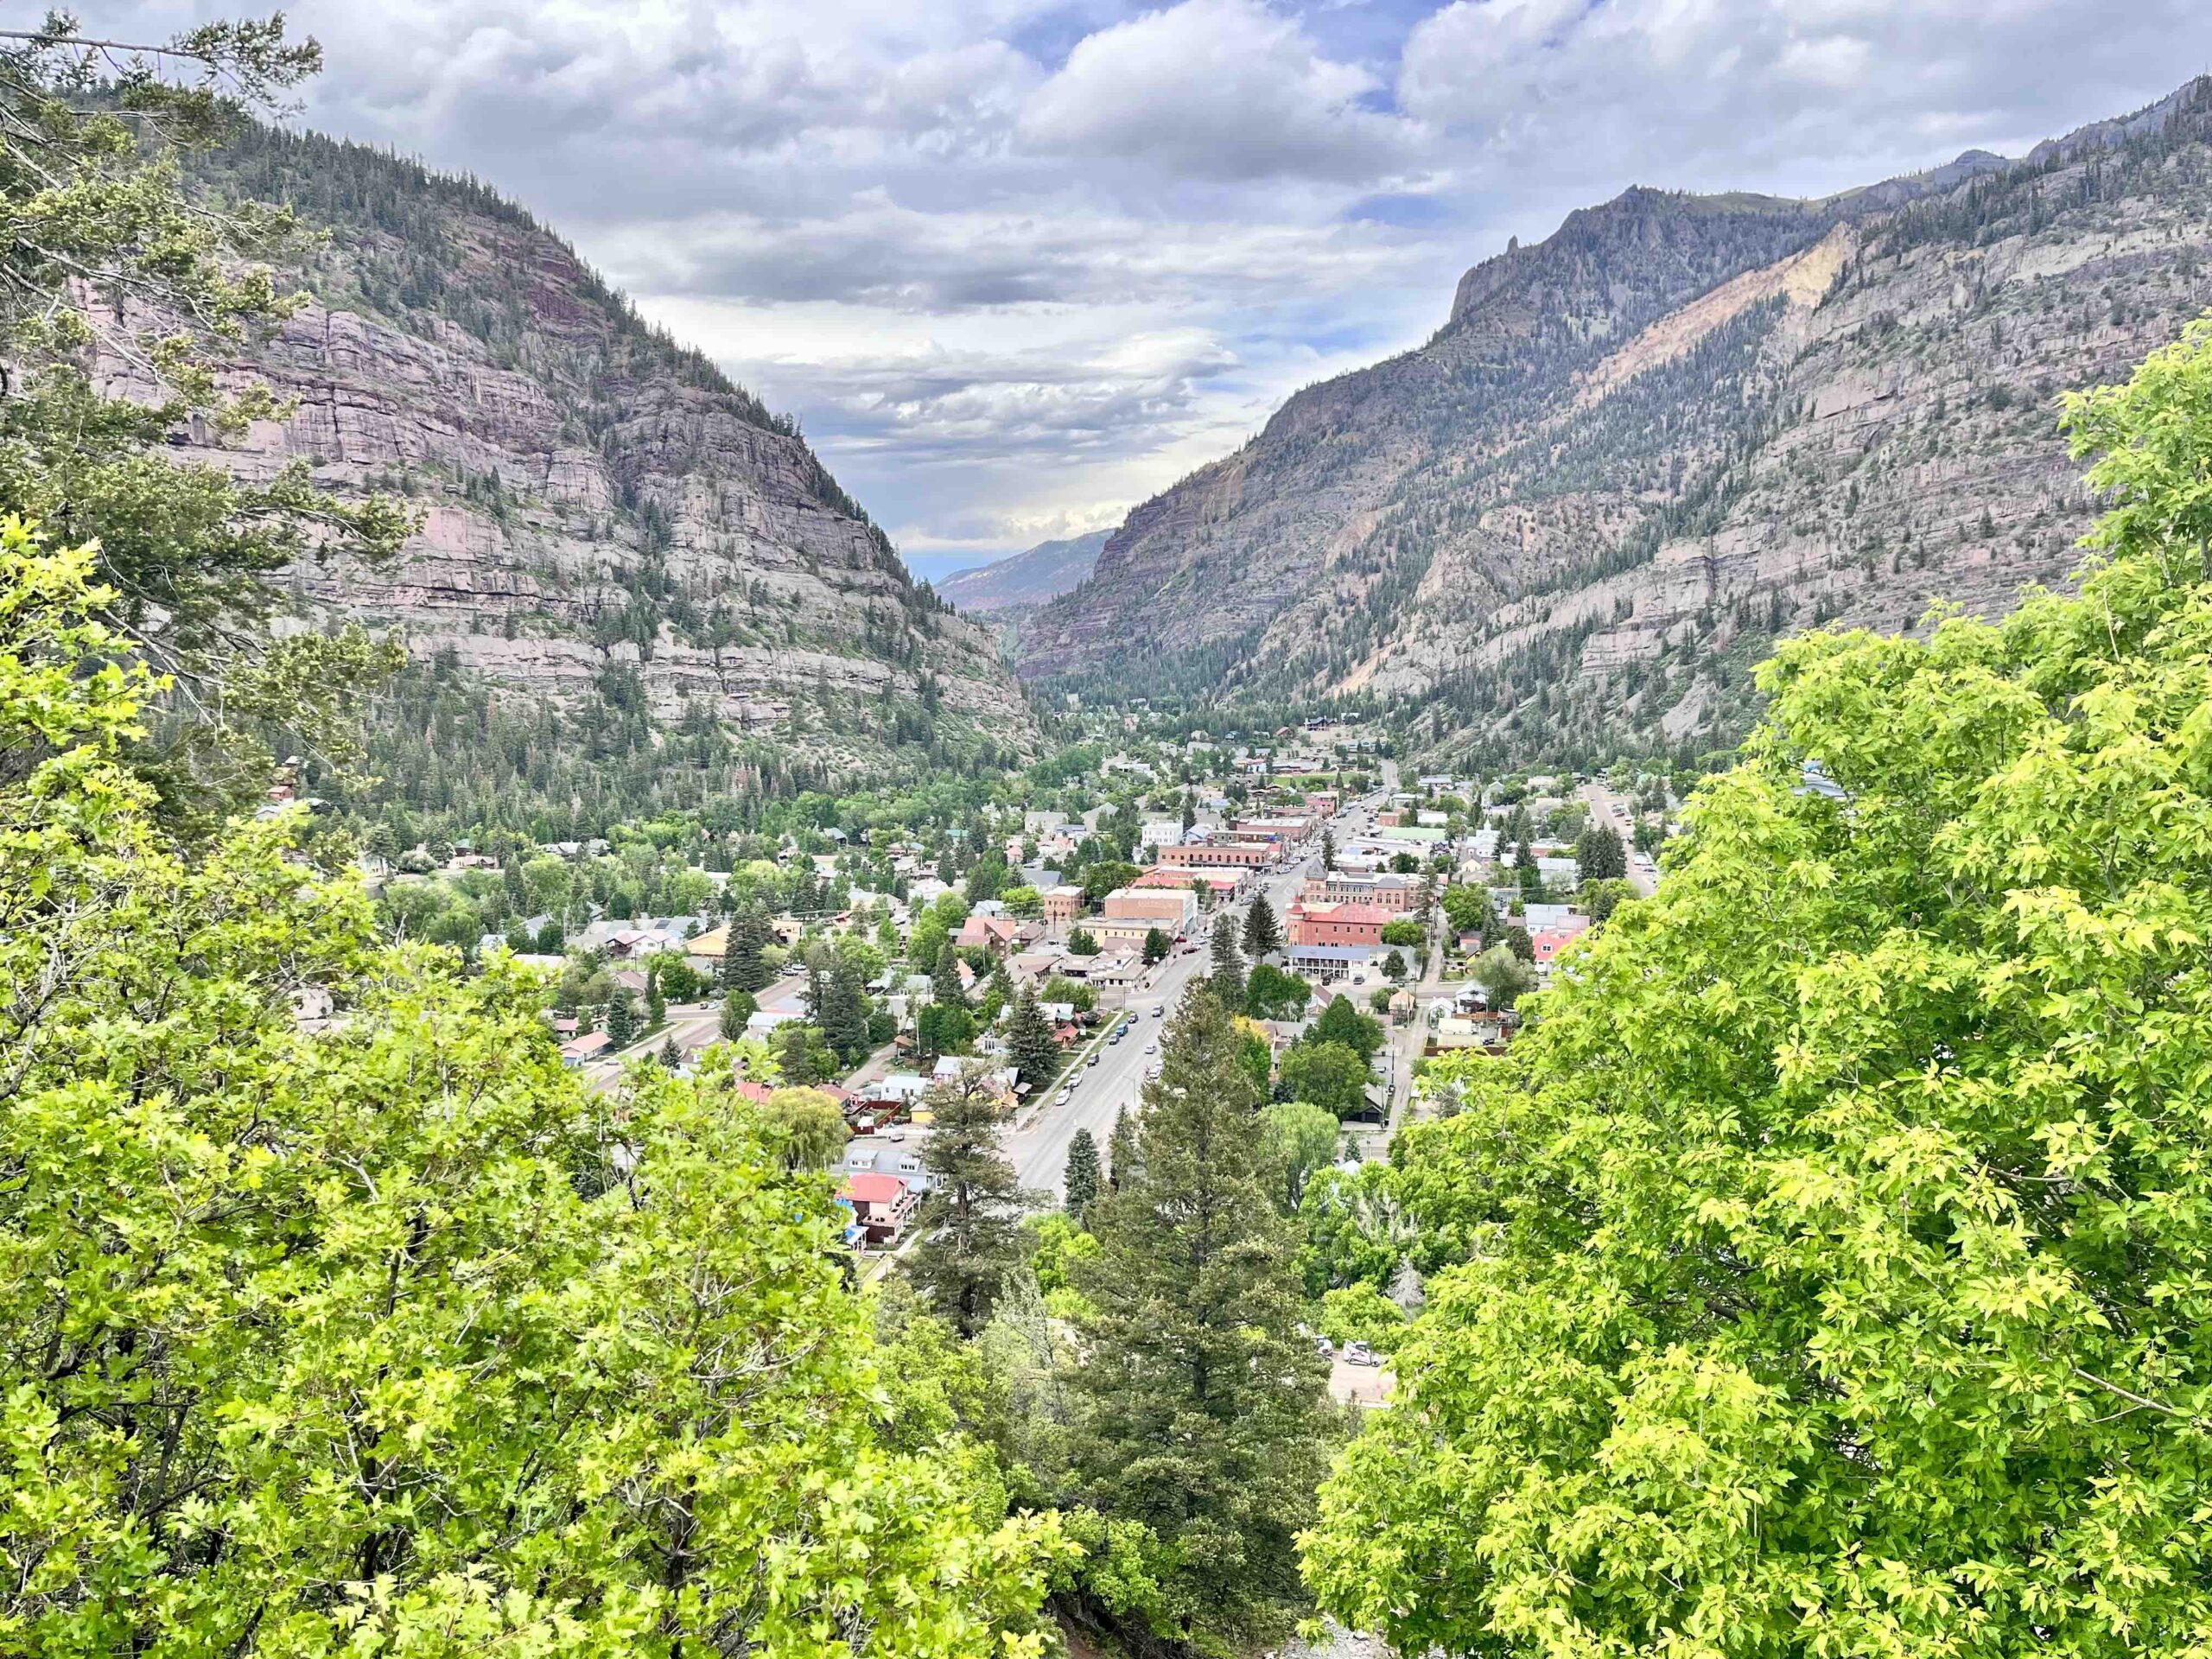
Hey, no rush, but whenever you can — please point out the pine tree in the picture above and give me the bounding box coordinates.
[1209,912,1246,1009]
[1069,986,1333,1644]
[931,939,968,1012]
[1107,1105,1140,1192]
[658,1033,682,1070]
[1320,826,1336,871]
[724,908,774,994]
[605,988,637,1049]
[820,954,872,1065]
[1008,987,1063,1096]
[718,989,755,1041]
[907,1068,1030,1338]
[1243,893,1282,958]
[1063,1128,1101,1221]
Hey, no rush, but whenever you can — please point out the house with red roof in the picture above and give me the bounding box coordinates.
[836,1172,916,1247]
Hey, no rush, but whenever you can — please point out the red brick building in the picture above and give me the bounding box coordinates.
[1287,901,1393,950]
[1160,841,1271,870]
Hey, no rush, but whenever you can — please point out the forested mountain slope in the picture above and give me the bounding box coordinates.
[175,126,1036,829]
[1019,78,2212,770]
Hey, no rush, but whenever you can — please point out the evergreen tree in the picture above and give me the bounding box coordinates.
[1008,987,1063,1096]
[775,1020,824,1086]
[658,1033,682,1070]
[1107,1105,1140,1192]
[931,939,969,1012]
[1209,912,1246,1009]
[1321,826,1336,871]
[1142,925,1170,965]
[820,953,872,1065]
[1573,822,1627,880]
[717,988,756,1041]
[723,908,775,994]
[646,971,666,1030]
[605,988,638,1049]
[1063,1128,1102,1222]
[1067,925,1100,956]
[1243,893,1283,958]
[908,1069,1030,1338]
[1070,987,1333,1645]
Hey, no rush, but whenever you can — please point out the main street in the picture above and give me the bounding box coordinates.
[1007,847,1323,1198]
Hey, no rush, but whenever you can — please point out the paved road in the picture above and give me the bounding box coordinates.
[1575,780,1659,896]
[1007,852,1323,1198]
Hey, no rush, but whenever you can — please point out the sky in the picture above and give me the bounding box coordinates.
[99,1,2212,579]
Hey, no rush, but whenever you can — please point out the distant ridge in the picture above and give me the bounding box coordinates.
[939,529,1113,613]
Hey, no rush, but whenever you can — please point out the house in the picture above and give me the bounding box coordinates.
[1531,927,1588,968]
[1285,944,1370,983]
[1536,855,1580,892]
[836,1172,917,1246]
[838,1142,934,1195]
[956,913,1022,957]
[560,1032,613,1067]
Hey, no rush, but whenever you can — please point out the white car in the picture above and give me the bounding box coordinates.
[1143,1041,1158,1054]
[1054,1087,1072,1106]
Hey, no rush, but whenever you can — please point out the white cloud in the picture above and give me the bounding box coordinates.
[1020,0,1431,182]
[84,0,2212,564]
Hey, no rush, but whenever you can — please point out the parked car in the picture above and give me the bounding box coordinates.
[1086,1052,1100,1067]
[1054,1087,1072,1106]
[1345,1340,1377,1366]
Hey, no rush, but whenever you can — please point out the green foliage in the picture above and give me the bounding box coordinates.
[1379,917,1426,946]
[910,1068,1032,1338]
[1008,987,1063,1096]
[1312,993,1384,1060]
[1245,960,1313,1021]
[1141,925,1170,964]
[762,1084,849,1170]
[1307,318,2212,1658]
[1062,1128,1102,1221]
[1470,943,1534,1011]
[1258,1100,1341,1214]
[1066,925,1100,956]
[1318,1282,1408,1353]
[1068,988,1334,1648]
[0,20,414,827]
[1243,893,1283,957]
[0,517,1062,1653]
[1280,1040,1369,1118]
[1208,912,1246,1008]
[1440,881,1490,935]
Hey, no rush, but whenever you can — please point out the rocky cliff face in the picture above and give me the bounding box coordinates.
[1020,79,2212,771]
[938,530,1111,613]
[186,126,1035,790]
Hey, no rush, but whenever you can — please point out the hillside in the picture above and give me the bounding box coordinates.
[939,529,1111,613]
[1018,78,2212,771]
[175,125,1037,827]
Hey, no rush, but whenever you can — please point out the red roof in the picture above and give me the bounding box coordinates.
[1294,903,1395,925]
[732,1079,776,1104]
[840,1173,905,1206]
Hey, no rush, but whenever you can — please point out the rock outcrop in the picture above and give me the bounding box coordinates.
[185,125,1036,783]
[1020,78,2212,770]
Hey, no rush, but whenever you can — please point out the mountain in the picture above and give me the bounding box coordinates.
[938,530,1112,613]
[174,125,1036,823]
[1018,78,2212,771]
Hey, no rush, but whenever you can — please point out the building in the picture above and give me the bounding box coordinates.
[1287,902,1393,950]
[836,1173,917,1246]
[559,1032,612,1067]
[1285,943,1370,983]
[956,913,1023,956]
[1133,865,1246,901]
[1102,887,1198,932]
[1040,885,1084,938]
[1302,871,1421,912]
[1160,841,1272,871]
